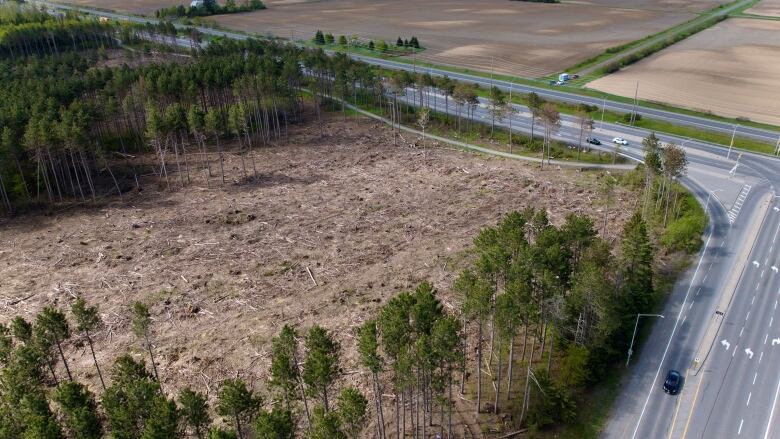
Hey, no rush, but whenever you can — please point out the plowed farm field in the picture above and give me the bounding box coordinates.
[586,18,780,126]
[192,0,719,77]
[746,0,780,16]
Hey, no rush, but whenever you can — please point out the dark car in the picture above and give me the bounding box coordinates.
[663,370,682,395]
[586,137,601,145]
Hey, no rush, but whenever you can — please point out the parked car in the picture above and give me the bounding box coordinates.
[612,137,628,145]
[663,370,682,395]
[586,137,601,145]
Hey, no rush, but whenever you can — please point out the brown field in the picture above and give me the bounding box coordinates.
[203,0,723,77]
[0,116,634,435]
[586,18,780,126]
[746,0,780,16]
[67,0,182,15]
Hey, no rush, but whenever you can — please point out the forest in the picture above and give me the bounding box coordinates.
[0,3,700,437]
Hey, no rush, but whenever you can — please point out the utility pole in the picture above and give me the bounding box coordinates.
[727,124,738,160]
[627,314,664,367]
[600,95,606,130]
[629,81,639,125]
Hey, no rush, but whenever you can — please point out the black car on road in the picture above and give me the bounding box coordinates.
[586,137,601,145]
[663,370,682,395]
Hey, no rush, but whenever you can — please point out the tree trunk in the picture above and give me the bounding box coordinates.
[86,331,106,390]
[476,320,483,414]
[494,339,502,414]
[145,333,162,389]
[507,332,515,400]
[54,337,73,381]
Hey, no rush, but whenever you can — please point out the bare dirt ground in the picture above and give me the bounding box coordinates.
[746,0,780,16]
[203,0,721,78]
[0,116,636,435]
[586,18,780,126]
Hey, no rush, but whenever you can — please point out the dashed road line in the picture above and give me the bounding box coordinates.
[739,419,744,435]
[748,392,752,406]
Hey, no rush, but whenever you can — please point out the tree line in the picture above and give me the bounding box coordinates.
[156,0,266,20]
[0,298,370,439]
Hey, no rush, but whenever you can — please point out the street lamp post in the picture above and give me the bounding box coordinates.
[726,124,738,160]
[626,313,665,367]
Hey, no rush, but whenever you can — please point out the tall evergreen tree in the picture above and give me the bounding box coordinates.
[302,325,340,413]
[71,297,105,389]
[217,378,261,439]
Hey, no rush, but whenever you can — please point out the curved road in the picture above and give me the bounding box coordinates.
[35,3,780,436]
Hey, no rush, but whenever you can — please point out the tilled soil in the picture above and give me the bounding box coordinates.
[0,116,636,434]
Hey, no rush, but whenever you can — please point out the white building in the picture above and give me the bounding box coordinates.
[190,0,205,8]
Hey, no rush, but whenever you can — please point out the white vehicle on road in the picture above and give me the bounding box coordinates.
[612,137,629,145]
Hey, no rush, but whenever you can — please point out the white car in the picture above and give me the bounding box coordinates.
[612,137,628,146]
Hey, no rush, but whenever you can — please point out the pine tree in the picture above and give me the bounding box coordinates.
[52,381,102,439]
[179,387,211,438]
[308,405,345,439]
[338,35,347,46]
[254,406,295,439]
[302,326,340,413]
[396,37,403,47]
[141,396,179,439]
[336,386,367,438]
[103,355,161,439]
[71,297,105,389]
[357,319,384,439]
[131,302,161,385]
[269,325,310,423]
[313,29,325,45]
[35,307,73,382]
[368,40,374,51]
[455,269,493,414]
[621,212,654,313]
[217,379,261,439]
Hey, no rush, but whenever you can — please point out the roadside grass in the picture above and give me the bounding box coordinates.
[345,93,626,165]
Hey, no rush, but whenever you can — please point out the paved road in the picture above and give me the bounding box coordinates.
[35,1,780,146]
[35,2,780,436]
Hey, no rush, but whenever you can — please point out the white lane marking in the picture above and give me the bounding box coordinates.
[748,392,753,406]
[775,300,778,310]
[629,230,714,439]
[722,339,731,350]
[690,301,695,309]
[772,317,774,328]
[696,287,702,296]
[740,419,745,435]
[757,283,761,291]
[755,373,759,385]
[741,327,745,337]
[774,266,779,273]
[764,365,780,439]
[753,296,756,305]
[766,334,770,344]
[760,351,764,363]
[773,338,780,346]
[747,311,751,321]
[734,344,739,357]
[762,270,766,279]
[755,261,762,268]
[746,348,755,359]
